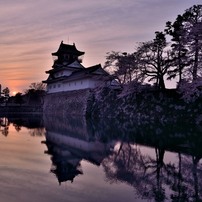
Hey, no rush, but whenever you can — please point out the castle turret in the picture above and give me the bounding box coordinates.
[52,41,85,67]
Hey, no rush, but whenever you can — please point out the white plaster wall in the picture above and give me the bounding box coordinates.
[47,78,101,93]
[54,70,72,78]
[47,131,110,152]
[63,70,72,76]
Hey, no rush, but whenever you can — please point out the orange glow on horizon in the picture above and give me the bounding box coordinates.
[5,80,29,95]
[12,91,17,96]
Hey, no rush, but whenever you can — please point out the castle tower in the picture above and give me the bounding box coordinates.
[43,41,112,94]
[52,41,85,68]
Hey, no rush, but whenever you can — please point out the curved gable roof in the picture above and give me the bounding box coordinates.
[52,41,85,56]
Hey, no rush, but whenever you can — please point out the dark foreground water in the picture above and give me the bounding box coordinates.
[0,115,201,202]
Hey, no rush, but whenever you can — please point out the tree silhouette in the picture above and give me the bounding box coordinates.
[14,92,24,106]
[136,32,172,90]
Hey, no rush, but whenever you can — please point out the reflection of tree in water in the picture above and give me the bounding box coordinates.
[102,143,167,201]
[102,142,202,202]
[0,116,45,137]
[29,128,45,136]
[13,123,22,132]
[172,155,202,202]
[7,115,44,131]
[0,117,9,136]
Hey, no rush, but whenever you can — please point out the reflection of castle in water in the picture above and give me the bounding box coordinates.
[43,115,115,184]
[2,114,202,201]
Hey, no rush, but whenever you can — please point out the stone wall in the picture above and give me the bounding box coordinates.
[90,87,202,125]
[43,89,92,116]
[43,87,202,125]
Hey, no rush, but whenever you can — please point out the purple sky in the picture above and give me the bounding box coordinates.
[0,0,201,93]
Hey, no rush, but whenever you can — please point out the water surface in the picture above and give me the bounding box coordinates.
[0,115,201,202]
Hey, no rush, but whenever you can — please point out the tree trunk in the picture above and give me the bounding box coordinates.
[159,76,166,91]
[193,38,199,81]
[179,66,182,83]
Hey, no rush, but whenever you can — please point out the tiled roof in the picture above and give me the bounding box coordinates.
[46,61,85,74]
[64,64,109,81]
[43,64,110,83]
[52,41,85,56]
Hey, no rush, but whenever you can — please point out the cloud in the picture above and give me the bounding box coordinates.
[0,0,201,92]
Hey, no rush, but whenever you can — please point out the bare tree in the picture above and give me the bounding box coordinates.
[24,82,46,105]
[25,82,46,93]
[137,32,172,90]
[104,51,142,85]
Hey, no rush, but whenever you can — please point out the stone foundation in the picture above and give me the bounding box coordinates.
[43,89,92,116]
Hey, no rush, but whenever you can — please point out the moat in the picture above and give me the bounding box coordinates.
[0,114,201,202]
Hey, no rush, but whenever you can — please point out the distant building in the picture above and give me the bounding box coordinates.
[43,41,117,94]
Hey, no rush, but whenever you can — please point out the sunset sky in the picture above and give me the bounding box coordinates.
[0,0,201,94]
